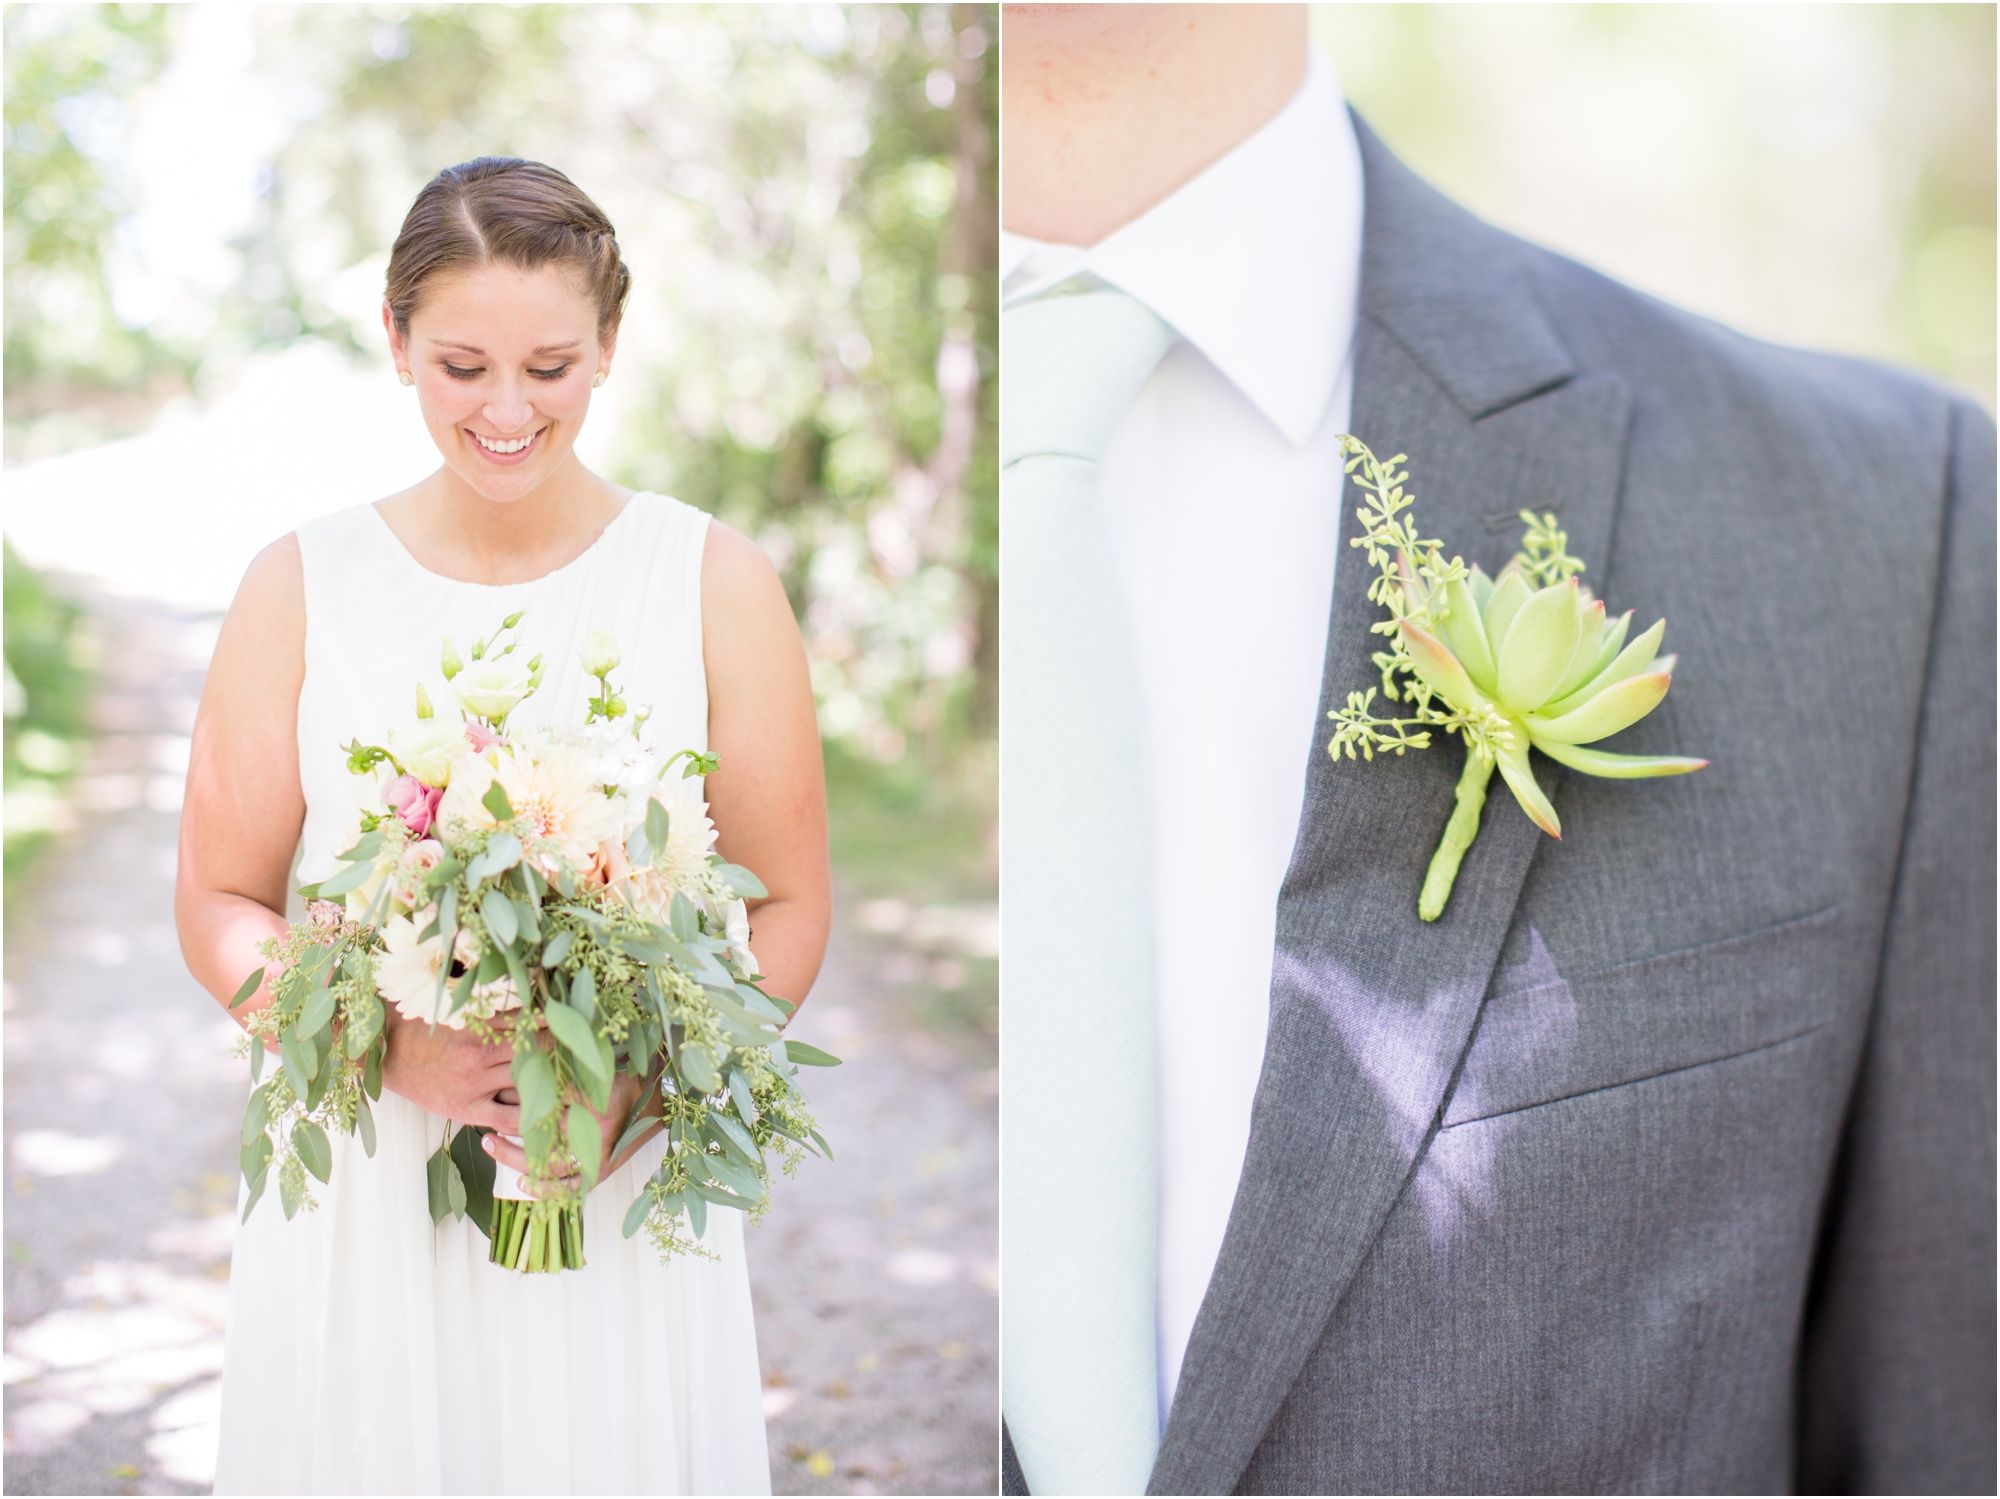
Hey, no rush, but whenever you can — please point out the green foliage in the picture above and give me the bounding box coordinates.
[3,3,187,422]
[3,542,95,892]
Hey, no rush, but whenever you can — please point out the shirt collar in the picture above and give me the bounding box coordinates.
[1000,48,1363,449]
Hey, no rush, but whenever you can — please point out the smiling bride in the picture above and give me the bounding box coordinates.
[175,157,830,1495]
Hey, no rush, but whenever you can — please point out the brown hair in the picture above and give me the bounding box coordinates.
[384,157,632,339]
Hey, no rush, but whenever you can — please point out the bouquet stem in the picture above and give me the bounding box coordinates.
[1419,748,1496,922]
[490,1196,585,1272]
[486,1135,584,1271]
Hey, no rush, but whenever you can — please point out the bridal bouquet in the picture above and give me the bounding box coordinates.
[230,612,836,1271]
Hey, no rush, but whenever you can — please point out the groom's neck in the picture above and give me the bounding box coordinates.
[1002,2,1308,247]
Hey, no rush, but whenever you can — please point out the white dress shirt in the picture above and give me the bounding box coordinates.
[1002,49,1365,1418]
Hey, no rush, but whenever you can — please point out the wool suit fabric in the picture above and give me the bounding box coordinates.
[1006,113,1996,1497]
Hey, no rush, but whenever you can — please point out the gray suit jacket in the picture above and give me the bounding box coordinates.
[1141,120,1995,1495]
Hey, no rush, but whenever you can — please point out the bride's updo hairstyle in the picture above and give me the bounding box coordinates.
[384,157,632,339]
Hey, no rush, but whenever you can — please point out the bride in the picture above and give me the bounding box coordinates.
[176,157,830,1494]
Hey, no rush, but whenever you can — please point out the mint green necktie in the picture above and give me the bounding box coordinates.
[1001,287,1175,1496]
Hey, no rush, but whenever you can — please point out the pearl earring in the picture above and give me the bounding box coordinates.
[592,372,606,388]
[399,370,414,386]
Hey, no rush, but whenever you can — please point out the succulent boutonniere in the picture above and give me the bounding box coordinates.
[1327,436,1706,921]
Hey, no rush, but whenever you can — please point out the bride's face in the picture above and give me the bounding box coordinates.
[386,261,615,503]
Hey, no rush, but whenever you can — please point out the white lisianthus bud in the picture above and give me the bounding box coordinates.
[415,683,434,719]
[454,656,536,721]
[580,629,621,677]
[387,718,462,787]
[440,638,463,680]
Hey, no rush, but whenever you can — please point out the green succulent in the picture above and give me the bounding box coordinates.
[1328,436,1706,921]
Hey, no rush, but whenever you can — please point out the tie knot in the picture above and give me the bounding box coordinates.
[1001,287,1174,468]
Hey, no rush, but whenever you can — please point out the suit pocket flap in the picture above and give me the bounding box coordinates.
[1442,904,1844,1127]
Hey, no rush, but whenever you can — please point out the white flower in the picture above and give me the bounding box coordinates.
[388,719,462,787]
[454,656,535,721]
[614,776,722,921]
[374,916,454,1025]
[374,916,522,1028]
[436,742,503,834]
[440,737,621,871]
[580,629,621,677]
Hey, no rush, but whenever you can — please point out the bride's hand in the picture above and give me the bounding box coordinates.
[482,1069,660,1190]
[379,1007,520,1133]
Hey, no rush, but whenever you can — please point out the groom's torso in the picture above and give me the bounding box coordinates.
[1149,122,1993,1494]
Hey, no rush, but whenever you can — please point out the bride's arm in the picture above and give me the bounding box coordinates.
[177,536,518,1132]
[176,537,308,1022]
[700,521,832,1012]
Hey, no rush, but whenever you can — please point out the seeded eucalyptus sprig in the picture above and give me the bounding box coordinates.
[1328,435,1707,921]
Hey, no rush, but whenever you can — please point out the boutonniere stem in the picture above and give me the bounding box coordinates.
[1327,436,1707,922]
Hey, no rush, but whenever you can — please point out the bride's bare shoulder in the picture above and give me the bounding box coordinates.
[212,533,306,682]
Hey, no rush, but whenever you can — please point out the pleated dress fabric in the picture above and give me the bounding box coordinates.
[213,494,772,1496]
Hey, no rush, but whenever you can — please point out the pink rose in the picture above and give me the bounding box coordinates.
[464,720,504,753]
[384,774,444,837]
[394,838,446,907]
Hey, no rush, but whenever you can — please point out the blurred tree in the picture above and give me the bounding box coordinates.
[3,3,186,438]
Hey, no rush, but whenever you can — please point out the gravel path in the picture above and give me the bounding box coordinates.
[2,590,998,1496]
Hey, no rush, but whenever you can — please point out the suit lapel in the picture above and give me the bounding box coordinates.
[1148,118,1632,1495]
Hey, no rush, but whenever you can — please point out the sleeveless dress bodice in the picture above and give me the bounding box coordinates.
[215,495,772,1495]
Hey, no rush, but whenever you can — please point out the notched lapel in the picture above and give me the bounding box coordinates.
[1149,121,1633,1497]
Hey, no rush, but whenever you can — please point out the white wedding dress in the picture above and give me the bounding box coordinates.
[214,494,772,1495]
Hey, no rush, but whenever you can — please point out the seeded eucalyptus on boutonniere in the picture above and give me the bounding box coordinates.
[1327,436,1707,922]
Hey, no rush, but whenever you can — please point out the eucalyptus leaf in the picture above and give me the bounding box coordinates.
[481,782,514,822]
[703,1152,762,1201]
[734,986,786,1023]
[679,1044,719,1095]
[686,1189,707,1240]
[483,832,522,874]
[481,889,518,947]
[280,1168,303,1221]
[299,983,337,1041]
[714,862,768,899]
[279,1035,311,1097]
[314,857,377,898]
[545,1004,610,1091]
[609,1108,661,1164]
[337,828,386,864]
[710,1111,761,1169]
[541,929,575,968]
[669,893,699,941]
[363,1043,382,1101]
[645,798,671,855]
[808,1127,833,1160]
[513,1048,558,1130]
[426,1144,453,1225]
[241,1164,269,1223]
[726,1071,759,1130]
[241,1085,271,1146]
[782,1041,842,1068]
[239,1130,271,1185]
[228,966,266,1011]
[449,1125,495,1239]
[622,1187,654,1239]
[569,964,597,1019]
[567,1103,603,1195]
[249,1035,266,1084]
[689,1180,752,1211]
[425,856,464,888]
[357,1089,377,1158]
[293,1120,332,1184]
[625,825,652,868]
